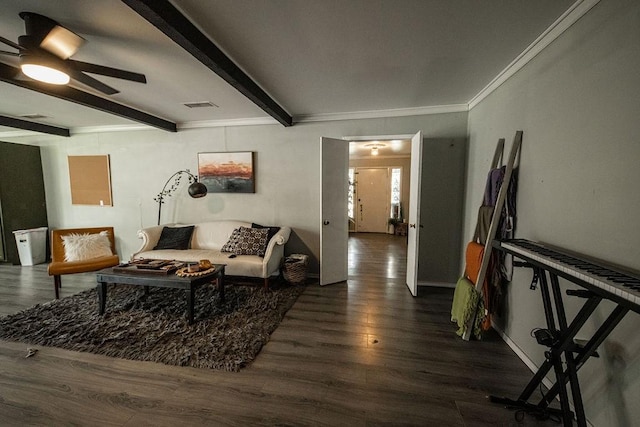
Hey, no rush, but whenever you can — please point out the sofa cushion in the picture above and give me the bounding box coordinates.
[62,231,113,262]
[221,227,243,253]
[154,225,194,250]
[235,227,270,256]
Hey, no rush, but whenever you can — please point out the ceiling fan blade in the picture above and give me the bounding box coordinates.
[68,59,147,83]
[68,68,119,95]
[0,50,20,57]
[0,35,22,51]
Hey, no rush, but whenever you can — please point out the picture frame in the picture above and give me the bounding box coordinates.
[197,151,255,193]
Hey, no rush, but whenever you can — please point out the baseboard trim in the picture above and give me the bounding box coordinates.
[418,281,456,288]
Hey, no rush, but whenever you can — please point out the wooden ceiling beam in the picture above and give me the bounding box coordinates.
[0,62,177,132]
[122,0,293,127]
[0,114,70,137]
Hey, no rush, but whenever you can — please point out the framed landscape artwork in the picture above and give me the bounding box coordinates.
[198,151,255,193]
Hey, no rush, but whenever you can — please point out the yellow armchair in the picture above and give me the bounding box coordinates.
[47,227,120,299]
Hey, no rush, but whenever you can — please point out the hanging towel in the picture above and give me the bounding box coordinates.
[474,205,494,245]
[465,241,485,285]
[482,166,505,207]
[451,277,484,339]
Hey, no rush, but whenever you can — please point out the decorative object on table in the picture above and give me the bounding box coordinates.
[198,152,255,193]
[114,259,186,275]
[282,254,309,285]
[175,265,217,277]
[0,280,305,371]
[199,259,212,269]
[154,170,207,225]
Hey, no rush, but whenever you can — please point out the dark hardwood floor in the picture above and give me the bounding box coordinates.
[0,233,559,426]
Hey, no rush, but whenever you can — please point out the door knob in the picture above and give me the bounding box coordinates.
[323,220,330,225]
[409,223,416,228]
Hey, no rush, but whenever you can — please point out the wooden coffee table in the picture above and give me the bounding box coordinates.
[96,264,226,324]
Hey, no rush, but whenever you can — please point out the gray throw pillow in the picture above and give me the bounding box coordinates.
[153,226,195,250]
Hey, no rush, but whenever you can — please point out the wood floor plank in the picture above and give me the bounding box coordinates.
[0,233,560,426]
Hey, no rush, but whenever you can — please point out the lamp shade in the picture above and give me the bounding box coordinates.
[188,182,208,198]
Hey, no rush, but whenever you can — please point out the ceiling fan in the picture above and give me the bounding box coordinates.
[0,12,146,95]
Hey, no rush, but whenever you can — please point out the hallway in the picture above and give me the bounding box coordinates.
[348,232,407,280]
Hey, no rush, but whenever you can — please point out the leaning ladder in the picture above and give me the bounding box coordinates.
[462,131,522,341]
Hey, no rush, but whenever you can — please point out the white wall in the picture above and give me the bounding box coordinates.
[3,112,467,275]
[465,0,640,425]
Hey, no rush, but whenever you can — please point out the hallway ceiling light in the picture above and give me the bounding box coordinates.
[365,143,386,156]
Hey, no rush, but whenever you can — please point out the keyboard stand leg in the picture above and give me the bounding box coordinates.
[548,273,587,426]
[490,269,601,427]
[538,272,575,426]
[538,304,629,409]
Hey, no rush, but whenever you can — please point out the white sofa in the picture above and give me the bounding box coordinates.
[132,220,291,288]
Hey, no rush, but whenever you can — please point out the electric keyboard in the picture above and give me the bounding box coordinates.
[491,238,639,426]
[495,239,640,313]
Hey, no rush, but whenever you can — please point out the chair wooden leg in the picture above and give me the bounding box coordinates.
[264,278,269,290]
[53,275,61,299]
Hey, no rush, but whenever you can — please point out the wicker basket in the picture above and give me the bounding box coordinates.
[282,254,309,284]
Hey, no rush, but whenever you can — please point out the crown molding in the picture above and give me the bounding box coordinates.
[294,104,469,123]
[468,0,600,110]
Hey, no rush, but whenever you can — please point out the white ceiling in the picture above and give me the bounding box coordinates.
[0,0,576,136]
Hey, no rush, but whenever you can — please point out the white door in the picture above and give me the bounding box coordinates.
[406,131,423,296]
[356,168,389,233]
[320,137,349,286]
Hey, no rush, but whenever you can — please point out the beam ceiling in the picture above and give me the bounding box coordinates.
[122,0,293,127]
[0,62,177,133]
[0,114,70,137]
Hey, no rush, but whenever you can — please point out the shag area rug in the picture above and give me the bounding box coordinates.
[0,281,304,371]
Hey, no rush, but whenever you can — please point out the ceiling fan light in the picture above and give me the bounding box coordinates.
[21,63,70,85]
[40,25,85,59]
[371,147,379,156]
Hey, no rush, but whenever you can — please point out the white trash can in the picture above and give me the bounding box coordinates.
[13,227,48,266]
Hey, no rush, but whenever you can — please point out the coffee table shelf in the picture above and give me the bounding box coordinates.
[96,264,226,324]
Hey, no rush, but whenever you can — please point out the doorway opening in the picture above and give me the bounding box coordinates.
[320,131,421,293]
[347,136,412,279]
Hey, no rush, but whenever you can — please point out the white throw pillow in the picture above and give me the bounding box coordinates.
[62,231,113,262]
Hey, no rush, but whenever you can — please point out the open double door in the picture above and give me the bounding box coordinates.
[320,131,423,296]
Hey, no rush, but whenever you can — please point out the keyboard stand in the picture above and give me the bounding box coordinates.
[490,255,631,426]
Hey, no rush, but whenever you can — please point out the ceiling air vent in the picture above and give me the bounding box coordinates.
[182,101,218,109]
[20,113,48,119]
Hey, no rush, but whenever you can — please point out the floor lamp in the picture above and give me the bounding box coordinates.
[155,170,207,225]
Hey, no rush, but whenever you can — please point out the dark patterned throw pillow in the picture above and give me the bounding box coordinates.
[153,226,195,250]
[235,227,270,257]
[221,228,243,253]
[251,223,280,244]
